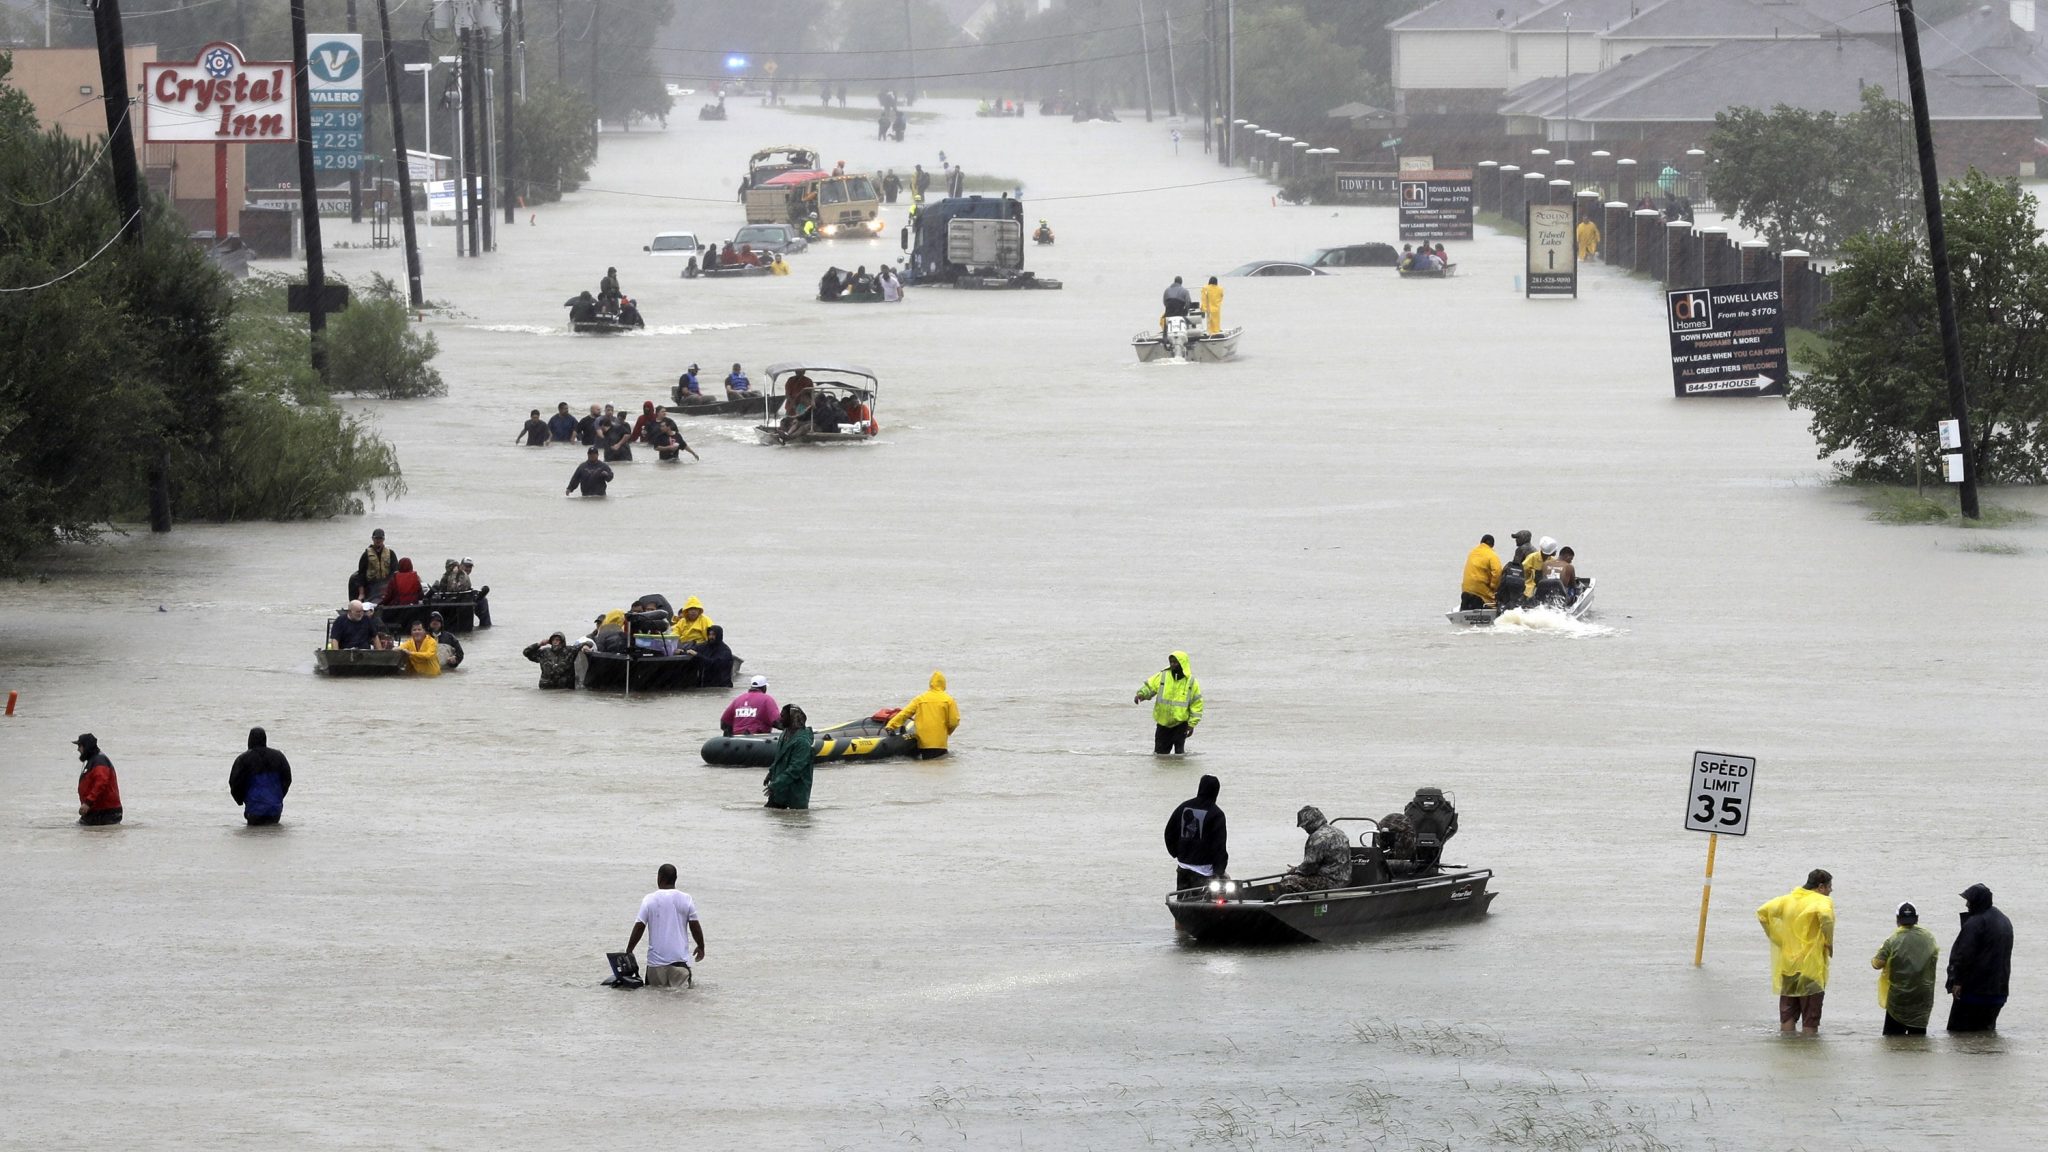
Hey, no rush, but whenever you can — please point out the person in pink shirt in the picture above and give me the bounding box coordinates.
[720,676,781,736]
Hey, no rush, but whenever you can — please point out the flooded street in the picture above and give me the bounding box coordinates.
[4,99,2047,1149]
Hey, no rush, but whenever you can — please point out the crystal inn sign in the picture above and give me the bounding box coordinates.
[143,42,296,142]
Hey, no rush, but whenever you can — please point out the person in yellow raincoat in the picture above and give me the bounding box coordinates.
[670,597,713,645]
[1758,869,1835,1032]
[885,671,960,759]
[1200,276,1224,335]
[1460,533,1502,610]
[398,620,442,677]
[1576,216,1600,261]
[1135,651,1203,755]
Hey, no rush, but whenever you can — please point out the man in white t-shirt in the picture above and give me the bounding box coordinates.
[625,863,706,987]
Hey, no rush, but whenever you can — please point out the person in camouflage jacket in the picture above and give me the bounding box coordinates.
[524,632,579,689]
[1278,805,1353,893]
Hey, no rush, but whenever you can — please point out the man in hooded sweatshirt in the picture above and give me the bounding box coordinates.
[1135,651,1202,755]
[1278,805,1352,893]
[1758,869,1835,1032]
[885,672,960,759]
[1871,901,1939,1035]
[1946,883,2014,1032]
[1164,775,1228,891]
[74,734,121,825]
[228,727,293,826]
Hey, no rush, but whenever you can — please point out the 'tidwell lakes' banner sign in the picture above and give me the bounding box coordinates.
[1665,280,1788,398]
[1397,170,1474,241]
[143,42,295,143]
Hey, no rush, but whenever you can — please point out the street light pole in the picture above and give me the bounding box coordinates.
[379,0,425,306]
[1563,11,1572,163]
[1895,0,1980,517]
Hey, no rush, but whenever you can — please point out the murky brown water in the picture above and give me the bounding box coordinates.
[4,97,2046,1149]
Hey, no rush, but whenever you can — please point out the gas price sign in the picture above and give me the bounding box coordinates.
[1685,751,1755,836]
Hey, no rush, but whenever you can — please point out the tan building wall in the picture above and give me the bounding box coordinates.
[7,45,249,235]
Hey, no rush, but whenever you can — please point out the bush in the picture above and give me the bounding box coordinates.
[326,275,444,399]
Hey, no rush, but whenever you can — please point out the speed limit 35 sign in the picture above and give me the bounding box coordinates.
[1686,751,1755,836]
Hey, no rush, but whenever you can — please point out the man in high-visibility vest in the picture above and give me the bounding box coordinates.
[1135,651,1203,755]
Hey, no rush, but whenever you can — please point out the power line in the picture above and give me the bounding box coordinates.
[0,210,142,293]
[1,108,129,208]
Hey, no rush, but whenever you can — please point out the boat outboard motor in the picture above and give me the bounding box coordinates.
[1163,315,1192,359]
[1534,570,1569,609]
[1404,788,1458,869]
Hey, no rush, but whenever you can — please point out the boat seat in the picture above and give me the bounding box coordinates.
[1347,846,1391,888]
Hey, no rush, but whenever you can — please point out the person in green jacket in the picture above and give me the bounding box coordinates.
[1872,901,1941,1035]
[764,705,815,810]
[1135,650,1203,755]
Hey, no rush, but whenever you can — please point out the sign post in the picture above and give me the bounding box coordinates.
[1526,202,1577,297]
[143,42,296,242]
[1396,169,1474,242]
[307,34,366,188]
[1665,281,1788,398]
[1685,750,1756,966]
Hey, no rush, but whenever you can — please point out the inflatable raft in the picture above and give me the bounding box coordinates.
[701,712,914,767]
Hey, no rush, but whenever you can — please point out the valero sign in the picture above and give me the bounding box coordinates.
[143,42,296,144]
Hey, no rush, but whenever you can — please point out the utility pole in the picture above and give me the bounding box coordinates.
[1137,0,1155,123]
[291,0,330,381]
[1223,0,1234,165]
[1562,10,1572,163]
[1201,0,1213,153]
[589,0,602,122]
[89,0,168,532]
[1162,0,1179,118]
[554,0,564,81]
[1896,0,1980,518]
[904,0,917,104]
[346,0,364,222]
[461,25,483,255]
[502,0,518,223]
[375,0,424,306]
[481,62,496,251]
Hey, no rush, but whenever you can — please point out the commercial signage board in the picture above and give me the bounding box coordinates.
[1333,169,1398,200]
[142,41,295,143]
[1665,279,1788,398]
[308,33,365,172]
[1396,170,1474,241]
[1685,751,1756,836]
[1526,202,1577,297]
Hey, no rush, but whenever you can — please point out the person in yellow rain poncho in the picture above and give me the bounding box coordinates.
[1871,901,1940,1035]
[1576,216,1600,261]
[1460,533,1503,610]
[885,671,961,759]
[1135,651,1203,756]
[398,620,442,677]
[1200,276,1224,335]
[670,597,713,645]
[1758,869,1835,1032]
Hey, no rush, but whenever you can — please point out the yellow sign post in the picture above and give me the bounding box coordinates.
[1685,751,1755,965]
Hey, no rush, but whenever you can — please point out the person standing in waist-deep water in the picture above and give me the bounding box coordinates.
[764,705,815,810]
[1759,869,1836,1032]
[515,408,550,445]
[1946,883,2014,1032]
[885,671,960,759]
[625,863,705,988]
[548,402,578,443]
[228,726,293,826]
[74,733,122,825]
[567,448,615,496]
[1871,901,1940,1035]
[1165,774,1228,892]
[523,632,579,689]
[1460,533,1503,611]
[1135,651,1203,755]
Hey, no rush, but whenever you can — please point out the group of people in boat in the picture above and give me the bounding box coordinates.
[715,671,960,810]
[773,369,877,440]
[1399,243,1451,272]
[326,599,467,676]
[1160,275,1225,335]
[566,267,645,327]
[1167,779,1462,895]
[348,530,493,622]
[688,243,790,277]
[818,264,904,302]
[524,401,701,467]
[1459,529,1579,611]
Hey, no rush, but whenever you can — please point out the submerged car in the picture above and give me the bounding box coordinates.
[1223,261,1329,277]
[645,231,703,257]
[732,222,808,255]
[1306,242,1399,268]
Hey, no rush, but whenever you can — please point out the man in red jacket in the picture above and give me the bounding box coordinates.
[74,733,121,825]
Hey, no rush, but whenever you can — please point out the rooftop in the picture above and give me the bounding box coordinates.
[1603,0,1827,39]
[1389,0,1554,33]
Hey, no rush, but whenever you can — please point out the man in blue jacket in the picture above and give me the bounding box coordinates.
[229,727,293,826]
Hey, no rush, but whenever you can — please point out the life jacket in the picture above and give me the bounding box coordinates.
[363,546,394,582]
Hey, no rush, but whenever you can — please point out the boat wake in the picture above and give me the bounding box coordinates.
[469,324,559,334]
[1472,606,1617,638]
[466,322,751,336]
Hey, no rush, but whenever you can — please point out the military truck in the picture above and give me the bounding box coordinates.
[899,195,1061,289]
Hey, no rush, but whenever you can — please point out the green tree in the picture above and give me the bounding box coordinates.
[1707,86,1918,254]
[1231,4,1376,132]
[1791,171,2048,484]
[511,82,599,202]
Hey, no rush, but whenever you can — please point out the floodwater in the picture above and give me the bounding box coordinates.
[4,98,2047,1150]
